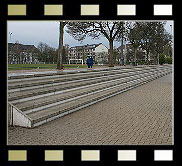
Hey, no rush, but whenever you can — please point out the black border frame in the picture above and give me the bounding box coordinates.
[0,0,179,166]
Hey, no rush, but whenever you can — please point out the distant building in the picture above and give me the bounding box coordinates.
[68,43,108,64]
[8,43,39,64]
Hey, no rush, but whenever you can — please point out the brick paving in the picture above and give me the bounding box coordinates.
[8,73,173,145]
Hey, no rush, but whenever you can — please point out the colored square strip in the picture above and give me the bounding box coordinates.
[7,4,173,16]
[8,150,173,161]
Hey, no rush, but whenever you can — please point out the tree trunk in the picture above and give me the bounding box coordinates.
[57,22,64,70]
[134,48,137,66]
[109,40,114,67]
[157,53,159,65]
[146,50,150,65]
[120,35,123,66]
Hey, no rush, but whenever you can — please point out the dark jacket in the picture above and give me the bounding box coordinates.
[90,57,93,66]
[87,58,90,65]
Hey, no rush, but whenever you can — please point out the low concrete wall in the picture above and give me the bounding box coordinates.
[8,102,32,128]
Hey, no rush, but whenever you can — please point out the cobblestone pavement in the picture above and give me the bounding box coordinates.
[8,74,173,145]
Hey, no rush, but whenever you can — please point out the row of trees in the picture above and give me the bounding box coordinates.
[36,42,68,64]
[127,22,172,65]
[56,21,172,69]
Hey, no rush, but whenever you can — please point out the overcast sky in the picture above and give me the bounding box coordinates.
[7,21,173,49]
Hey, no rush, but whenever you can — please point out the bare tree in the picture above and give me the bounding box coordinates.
[66,21,125,67]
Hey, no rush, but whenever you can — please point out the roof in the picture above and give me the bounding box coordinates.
[8,43,38,52]
[70,43,102,50]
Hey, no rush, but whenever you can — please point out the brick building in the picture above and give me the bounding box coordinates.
[8,43,39,64]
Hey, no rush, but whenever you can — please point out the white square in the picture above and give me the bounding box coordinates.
[154,5,172,15]
[118,150,136,161]
[154,150,173,161]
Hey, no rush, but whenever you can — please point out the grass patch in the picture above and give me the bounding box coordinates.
[8,64,89,70]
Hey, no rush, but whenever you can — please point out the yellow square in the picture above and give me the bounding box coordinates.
[45,150,63,161]
[44,5,63,15]
[81,5,99,16]
[8,150,27,161]
[8,5,26,16]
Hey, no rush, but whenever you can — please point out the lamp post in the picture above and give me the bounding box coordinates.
[170,24,173,45]
[9,32,13,42]
[170,24,173,61]
[124,37,127,66]
[170,24,172,35]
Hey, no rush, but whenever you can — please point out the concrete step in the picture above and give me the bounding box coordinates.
[14,67,171,107]
[13,68,171,112]
[8,65,172,128]
[8,66,155,90]
[8,69,141,92]
[8,68,133,89]
[30,70,170,127]
[8,67,170,101]
[8,65,164,80]
[8,65,170,89]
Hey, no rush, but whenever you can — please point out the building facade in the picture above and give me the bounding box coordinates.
[68,43,108,64]
[8,43,39,64]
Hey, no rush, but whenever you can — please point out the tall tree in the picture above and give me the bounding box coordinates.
[66,21,125,67]
[137,22,155,64]
[137,22,171,64]
[57,21,67,70]
[127,22,142,66]
[151,22,172,64]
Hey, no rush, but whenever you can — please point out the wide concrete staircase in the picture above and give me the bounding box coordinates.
[8,65,172,128]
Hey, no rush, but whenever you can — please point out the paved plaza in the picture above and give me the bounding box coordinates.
[8,73,173,145]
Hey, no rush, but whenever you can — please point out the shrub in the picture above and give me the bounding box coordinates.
[159,54,166,65]
[165,56,172,64]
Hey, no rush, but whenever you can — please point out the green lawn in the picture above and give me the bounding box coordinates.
[8,64,90,70]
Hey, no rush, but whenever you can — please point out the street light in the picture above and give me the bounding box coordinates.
[170,24,173,60]
[170,24,172,34]
[170,24,173,43]
[9,32,13,42]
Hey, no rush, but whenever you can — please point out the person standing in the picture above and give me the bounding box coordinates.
[86,56,90,68]
[90,56,93,68]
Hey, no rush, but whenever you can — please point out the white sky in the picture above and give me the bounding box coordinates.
[7,21,173,49]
